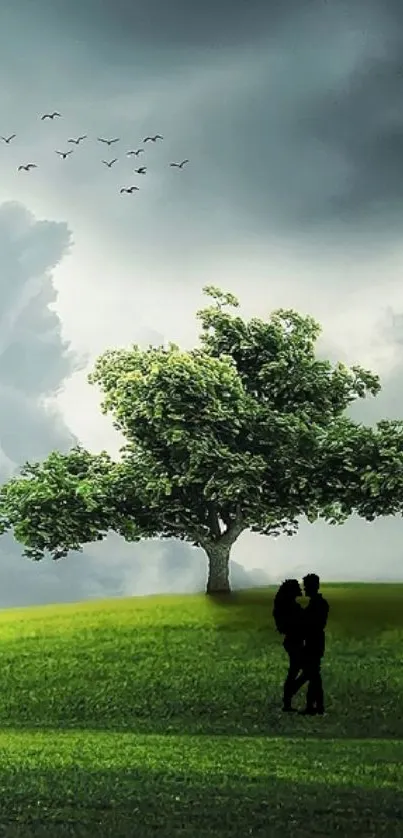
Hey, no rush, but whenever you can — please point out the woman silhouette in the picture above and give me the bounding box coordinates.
[273,579,304,712]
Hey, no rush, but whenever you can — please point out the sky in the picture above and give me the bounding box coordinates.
[0,0,403,606]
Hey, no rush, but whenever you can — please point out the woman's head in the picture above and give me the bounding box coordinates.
[277,578,302,600]
[272,578,302,634]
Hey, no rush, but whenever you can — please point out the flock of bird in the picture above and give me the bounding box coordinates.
[2,112,189,195]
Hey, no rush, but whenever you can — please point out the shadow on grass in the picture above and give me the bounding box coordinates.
[0,766,402,837]
[207,587,403,637]
[0,680,402,739]
[0,586,401,741]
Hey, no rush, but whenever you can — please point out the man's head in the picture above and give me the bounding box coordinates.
[303,573,320,597]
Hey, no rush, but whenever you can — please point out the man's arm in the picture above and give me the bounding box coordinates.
[309,598,329,632]
[318,599,329,630]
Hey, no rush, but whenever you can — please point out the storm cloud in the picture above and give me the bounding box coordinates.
[0,202,272,607]
[0,0,403,603]
[0,202,90,606]
[1,0,403,254]
[9,0,296,52]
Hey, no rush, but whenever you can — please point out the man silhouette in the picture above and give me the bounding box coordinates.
[294,573,329,716]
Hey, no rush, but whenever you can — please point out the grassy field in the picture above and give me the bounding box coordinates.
[0,583,401,836]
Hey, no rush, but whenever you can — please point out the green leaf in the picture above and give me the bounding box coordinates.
[1,285,402,566]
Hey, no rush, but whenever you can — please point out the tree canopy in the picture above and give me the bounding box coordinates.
[1,285,403,593]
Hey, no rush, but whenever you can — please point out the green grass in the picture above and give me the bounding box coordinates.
[0,583,402,836]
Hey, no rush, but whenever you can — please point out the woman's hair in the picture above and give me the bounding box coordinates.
[272,578,301,634]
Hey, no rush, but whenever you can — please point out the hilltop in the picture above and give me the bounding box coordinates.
[0,584,401,835]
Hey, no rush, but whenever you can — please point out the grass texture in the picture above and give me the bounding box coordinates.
[0,583,401,835]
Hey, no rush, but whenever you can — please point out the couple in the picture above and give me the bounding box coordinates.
[273,573,329,715]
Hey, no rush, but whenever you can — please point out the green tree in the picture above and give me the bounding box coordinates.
[1,285,403,594]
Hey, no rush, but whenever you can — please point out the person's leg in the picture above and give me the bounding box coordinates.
[303,657,324,714]
[282,650,302,710]
[305,662,317,712]
[313,659,324,713]
[289,645,309,698]
[291,667,309,697]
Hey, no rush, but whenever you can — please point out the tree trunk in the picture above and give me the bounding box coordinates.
[201,506,244,595]
[205,540,232,595]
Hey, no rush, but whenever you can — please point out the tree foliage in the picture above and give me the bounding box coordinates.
[0,285,403,580]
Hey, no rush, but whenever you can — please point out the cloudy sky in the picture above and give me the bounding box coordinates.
[0,0,403,607]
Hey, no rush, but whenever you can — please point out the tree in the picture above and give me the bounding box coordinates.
[1,285,403,595]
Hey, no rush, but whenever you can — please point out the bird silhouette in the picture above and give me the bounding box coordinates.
[56,150,73,159]
[18,164,37,171]
[120,186,139,193]
[103,159,118,167]
[143,135,163,142]
[41,112,61,120]
[68,136,87,144]
[98,137,119,145]
[170,159,189,168]
[1,134,16,144]
[134,167,147,174]
[127,149,144,157]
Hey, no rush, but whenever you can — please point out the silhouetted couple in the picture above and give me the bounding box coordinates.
[273,573,329,715]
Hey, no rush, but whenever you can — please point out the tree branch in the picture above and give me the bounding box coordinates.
[220,506,232,531]
[207,502,221,540]
[221,502,244,545]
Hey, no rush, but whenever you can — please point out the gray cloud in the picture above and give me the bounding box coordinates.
[0,204,78,410]
[176,2,403,252]
[10,0,292,52]
[0,206,77,397]
[0,202,87,605]
[1,1,403,604]
[0,0,396,254]
[0,0,401,262]
[0,200,270,607]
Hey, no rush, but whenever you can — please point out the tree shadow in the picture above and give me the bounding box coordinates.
[207,585,403,637]
[1,586,402,740]
[0,677,402,738]
[0,764,401,837]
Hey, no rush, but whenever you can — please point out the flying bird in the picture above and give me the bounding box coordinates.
[143,135,163,142]
[170,159,189,168]
[134,167,146,174]
[102,159,118,167]
[18,164,37,171]
[68,136,87,144]
[1,134,16,144]
[97,137,119,145]
[120,186,139,193]
[56,150,73,159]
[41,112,61,120]
[127,149,144,157]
